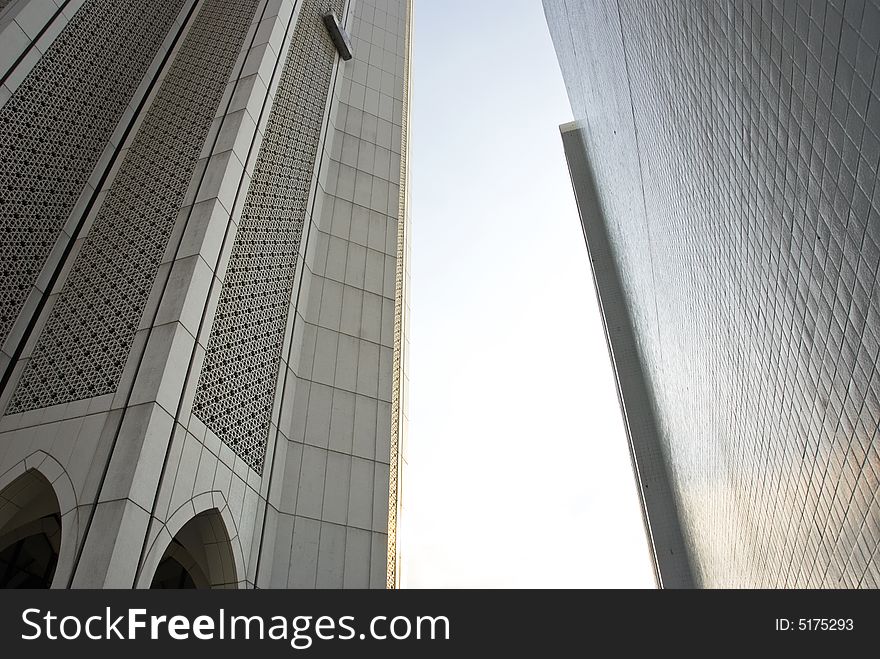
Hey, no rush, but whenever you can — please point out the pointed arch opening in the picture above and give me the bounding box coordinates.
[150,508,238,589]
[0,470,62,588]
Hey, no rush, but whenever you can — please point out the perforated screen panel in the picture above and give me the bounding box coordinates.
[193,0,346,474]
[0,0,186,347]
[7,0,259,415]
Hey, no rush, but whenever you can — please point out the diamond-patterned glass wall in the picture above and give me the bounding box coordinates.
[6,0,260,414]
[192,0,347,474]
[0,0,185,347]
[545,0,880,587]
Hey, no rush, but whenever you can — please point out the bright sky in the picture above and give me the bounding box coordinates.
[399,0,656,588]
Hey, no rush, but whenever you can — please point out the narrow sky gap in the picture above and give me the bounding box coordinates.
[401,0,655,588]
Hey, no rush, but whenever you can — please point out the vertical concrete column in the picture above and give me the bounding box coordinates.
[561,122,695,589]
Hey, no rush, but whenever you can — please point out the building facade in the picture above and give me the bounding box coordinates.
[0,0,411,589]
[545,0,880,588]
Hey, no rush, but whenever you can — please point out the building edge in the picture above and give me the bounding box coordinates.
[560,121,696,589]
[386,0,413,590]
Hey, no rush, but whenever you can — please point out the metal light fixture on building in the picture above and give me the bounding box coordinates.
[322,11,354,61]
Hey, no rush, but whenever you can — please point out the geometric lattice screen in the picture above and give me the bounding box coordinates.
[0,0,185,348]
[193,0,346,474]
[7,0,260,414]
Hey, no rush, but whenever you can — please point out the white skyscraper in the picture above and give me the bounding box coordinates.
[0,0,411,589]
